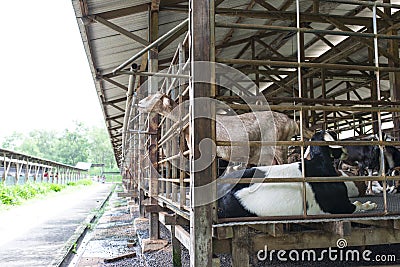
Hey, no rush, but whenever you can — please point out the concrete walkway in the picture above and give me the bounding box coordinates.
[0,183,113,267]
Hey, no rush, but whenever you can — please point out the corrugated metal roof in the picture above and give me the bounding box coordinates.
[72,0,400,164]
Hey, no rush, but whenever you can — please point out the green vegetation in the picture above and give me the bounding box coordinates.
[0,179,94,207]
[0,121,119,171]
[67,179,93,187]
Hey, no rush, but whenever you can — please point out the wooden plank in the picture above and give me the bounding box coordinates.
[354,219,400,230]
[322,221,352,237]
[104,252,137,263]
[117,192,138,198]
[159,211,177,225]
[214,225,400,254]
[252,227,400,251]
[394,220,400,230]
[93,15,150,46]
[212,226,233,240]
[232,226,249,267]
[144,204,160,213]
[175,225,190,250]
[93,3,149,20]
[249,223,284,237]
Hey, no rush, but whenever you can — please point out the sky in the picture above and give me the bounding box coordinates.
[0,1,105,139]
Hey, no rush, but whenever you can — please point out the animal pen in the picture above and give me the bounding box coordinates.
[73,0,400,266]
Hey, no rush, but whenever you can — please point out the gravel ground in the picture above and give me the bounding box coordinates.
[71,186,145,267]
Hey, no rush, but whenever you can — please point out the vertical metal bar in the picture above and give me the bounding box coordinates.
[171,62,178,203]
[178,43,186,209]
[296,0,307,217]
[373,4,388,213]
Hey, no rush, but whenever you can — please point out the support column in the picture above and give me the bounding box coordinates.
[190,0,216,266]
[25,159,29,184]
[148,0,160,241]
[15,161,20,185]
[232,226,250,267]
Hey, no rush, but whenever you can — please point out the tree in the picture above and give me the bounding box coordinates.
[55,122,90,165]
[19,130,58,158]
[0,122,118,171]
[88,127,116,169]
[1,131,24,150]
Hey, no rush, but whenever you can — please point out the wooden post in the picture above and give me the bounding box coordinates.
[25,159,29,184]
[190,0,216,266]
[172,225,182,267]
[321,69,328,130]
[138,111,146,218]
[34,165,39,183]
[1,153,6,184]
[232,226,250,267]
[148,0,160,241]
[15,161,20,185]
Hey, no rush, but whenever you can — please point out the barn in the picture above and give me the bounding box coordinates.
[72,0,400,266]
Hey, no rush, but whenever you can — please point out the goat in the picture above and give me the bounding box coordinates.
[138,92,313,167]
[389,167,400,193]
[380,145,400,193]
[339,134,398,195]
[336,135,380,195]
[217,130,377,218]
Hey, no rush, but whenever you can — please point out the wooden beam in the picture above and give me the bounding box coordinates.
[213,226,233,240]
[215,8,384,27]
[109,103,125,113]
[216,0,256,56]
[254,0,278,11]
[190,0,215,266]
[104,96,126,105]
[99,76,128,92]
[92,15,150,46]
[324,16,400,65]
[213,226,400,254]
[249,223,284,237]
[105,113,124,121]
[322,221,352,237]
[175,225,190,250]
[158,24,188,52]
[93,3,149,20]
[159,211,177,225]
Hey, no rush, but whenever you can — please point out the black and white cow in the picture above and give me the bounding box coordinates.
[217,130,377,218]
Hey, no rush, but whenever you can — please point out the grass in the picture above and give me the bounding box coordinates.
[0,179,93,207]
